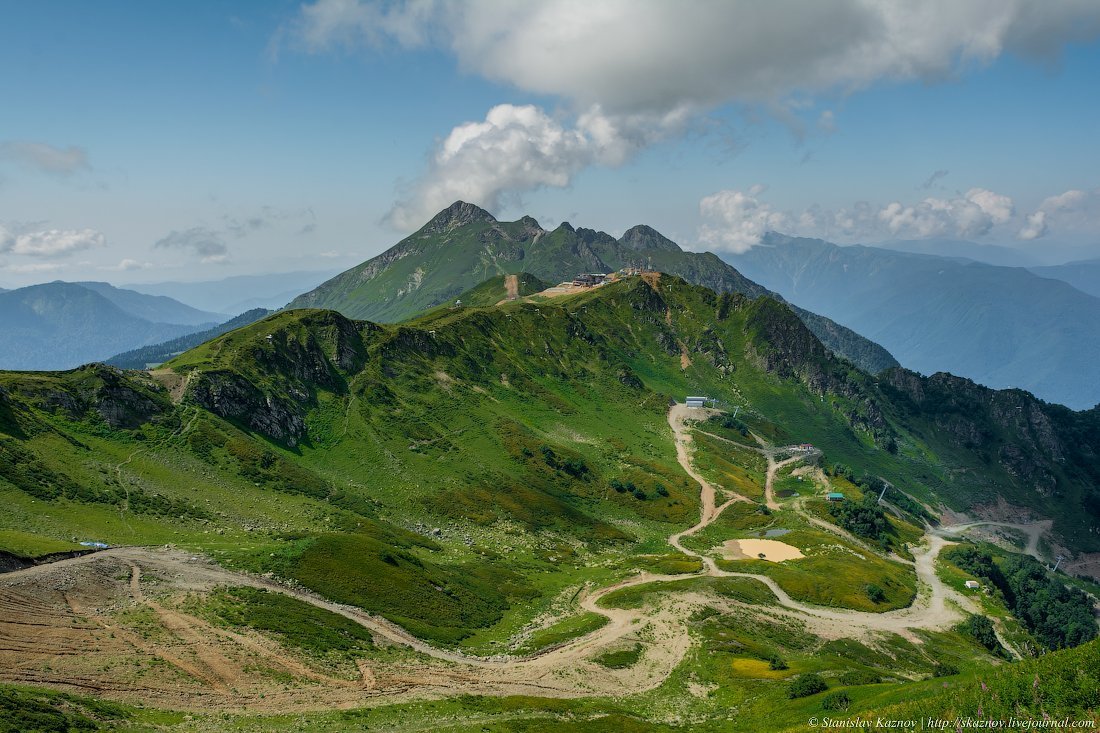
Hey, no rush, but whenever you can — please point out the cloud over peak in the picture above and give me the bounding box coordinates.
[385,103,686,230]
[285,0,1100,233]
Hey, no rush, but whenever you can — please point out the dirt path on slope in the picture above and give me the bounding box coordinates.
[1,403,985,710]
[937,520,1052,561]
[504,274,519,300]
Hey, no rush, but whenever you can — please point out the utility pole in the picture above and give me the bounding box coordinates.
[1053,555,1065,573]
[878,481,889,503]
[732,406,740,418]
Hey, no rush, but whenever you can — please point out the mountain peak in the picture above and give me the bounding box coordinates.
[422,201,497,234]
[619,225,681,252]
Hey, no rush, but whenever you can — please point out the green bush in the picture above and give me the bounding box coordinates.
[787,672,828,699]
[821,691,851,711]
[865,583,886,603]
[960,614,1002,654]
[931,663,959,678]
[838,669,882,686]
[829,494,888,542]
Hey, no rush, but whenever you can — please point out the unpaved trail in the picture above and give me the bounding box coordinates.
[2,403,992,710]
[936,520,1052,562]
[504,273,519,300]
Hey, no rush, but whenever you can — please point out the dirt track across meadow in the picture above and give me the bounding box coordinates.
[0,404,1039,710]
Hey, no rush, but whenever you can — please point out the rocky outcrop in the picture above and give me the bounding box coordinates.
[618,224,681,252]
[5,364,169,430]
[878,367,1095,501]
[421,201,497,234]
[187,371,307,446]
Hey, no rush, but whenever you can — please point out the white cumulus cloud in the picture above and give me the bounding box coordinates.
[697,188,789,253]
[1016,188,1099,241]
[288,1,1100,114]
[385,103,686,230]
[102,258,154,271]
[879,188,1014,239]
[696,185,1028,249]
[1017,211,1047,241]
[0,224,105,257]
[285,0,1100,231]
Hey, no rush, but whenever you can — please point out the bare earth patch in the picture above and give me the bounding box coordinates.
[719,539,805,562]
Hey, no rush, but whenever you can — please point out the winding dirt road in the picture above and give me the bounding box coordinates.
[0,403,1012,709]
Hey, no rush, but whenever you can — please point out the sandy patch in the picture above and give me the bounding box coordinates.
[719,539,805,562]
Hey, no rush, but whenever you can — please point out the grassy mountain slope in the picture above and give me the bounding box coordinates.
[727,233,1100,409]
[2,274,1099,728]
[451,272,551,308]
[105,308,273,369]
[3,276,1097,585]
[0,283,207,370]
[288,202,898,374]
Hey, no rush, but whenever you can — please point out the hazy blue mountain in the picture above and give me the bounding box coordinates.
[130,270,343,313]
[0,282,207,370]
[1029,258,1100,299]
[725,233,1100,409]
[106,308,273,369]
[75,281,226,325]
[872,238,1041,267]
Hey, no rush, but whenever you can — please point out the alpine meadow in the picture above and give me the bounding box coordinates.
[2,3,1100,732]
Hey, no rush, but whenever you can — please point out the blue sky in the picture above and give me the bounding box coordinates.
[1,1,1099,287]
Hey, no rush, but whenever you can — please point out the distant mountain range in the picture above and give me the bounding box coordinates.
[1029,258,1100,299]
[288,201,899,374]
[0,281,224,371]
[726,234,1100,409]
[129,270,343,314]
[106,308,273,369]
[872,238,1042,267]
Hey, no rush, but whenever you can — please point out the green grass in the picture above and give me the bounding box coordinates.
[207,586,374,658]
[1,276,1098,730]
[689,432,766,501]
[594,643,643,669]
[716,526,917,611]
[0,684,138,733]
[0,529,81,558]
[516,612,609,655]
[598,575,777,610]
[267,529,536,645]
[631,553,704,575]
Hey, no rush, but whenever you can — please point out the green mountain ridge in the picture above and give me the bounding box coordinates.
[105,307,273,369]
[1,273,1098,730]
[287,201,899,374]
